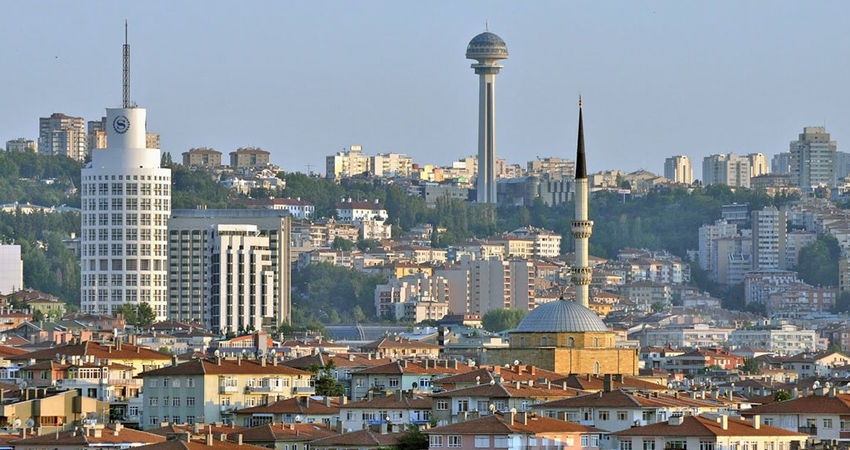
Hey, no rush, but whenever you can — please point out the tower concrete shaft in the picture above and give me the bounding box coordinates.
[571,100,593,308]
[466,32,508,204]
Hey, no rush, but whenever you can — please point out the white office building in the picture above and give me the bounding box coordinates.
[752,206,787,270]
[663,155,693,185]
[702,153,751,188]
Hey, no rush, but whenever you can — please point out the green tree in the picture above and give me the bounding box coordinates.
[796,235,840,287]
[773,390,791,402]
[136,303,156,328]
[651,302,665,312]
[310,360,344,397]
[352,305,366,323]
[834,292,850,313]
[32,309,45,323]
[482,309,527,333]
[393,425,429,450]
[742,358,761,375]
[332,237,354,251]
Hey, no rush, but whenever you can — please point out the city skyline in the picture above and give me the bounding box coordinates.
[2,1,850,176]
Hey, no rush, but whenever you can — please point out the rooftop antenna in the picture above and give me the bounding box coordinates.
[123,20,130,108]
[485,20,489,31]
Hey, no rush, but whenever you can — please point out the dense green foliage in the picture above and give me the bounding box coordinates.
[0,211,80,303]
[0,151,82,208]
[291,263,387,322]
[833,292,850,314]
[773,390,791,402]
[170,165,236,209]
[393,426,430,450]
[308,360,345,397]
[117,303,156,328]
[796,235,840,287]
[482,308,527,332]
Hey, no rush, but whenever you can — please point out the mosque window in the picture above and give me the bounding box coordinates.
[593,362,600,375]
[568,337,575,347]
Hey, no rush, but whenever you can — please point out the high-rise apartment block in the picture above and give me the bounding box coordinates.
[39,113,86,161]
[698,220,738,273]
[527,157,575,179]
[5,138,37,153]
[208,224,275,333]
[771,152,792,175]
[747,153,770,177]
[326,145,370,179]
[81,106,171,319]
[702,153,751,188]
[372,152,413,177]
[752,206,787,270]
[167,209,291,329]
[790,126,837,189]
[663,155,693,184]
[0,245,23,294]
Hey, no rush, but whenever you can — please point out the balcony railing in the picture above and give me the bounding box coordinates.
[220,385,238,394]
[798,426,817,435]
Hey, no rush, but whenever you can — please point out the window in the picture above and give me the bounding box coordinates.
[494,436,509,447]
[700,442,715,450]
[149,416,159,425]
[186,397,195,406]
[187,416,195,425]
[388,377,399,388]
[475,436,489,448]
[620,441,633,450]
[644,440,656,450]
[617,411,628,421]
[436,400,449,410]
[582,436,590,447]
[824,418,833,429]
[458,400,469,412]
[841,420,850,432]
[448,435,462,448]
[598,410,610,420]
[187,378,195,387]
[149,397,158,406]
[642,410,654,422]
[430,435,443,447]
[668,440,686,449]
[172,397,180,407]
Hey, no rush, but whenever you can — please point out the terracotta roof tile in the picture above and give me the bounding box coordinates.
[614,415,807,438]
[234,397,341,415]
[308,429,404,447]
[426,413,599,435]
[139,358,312,377]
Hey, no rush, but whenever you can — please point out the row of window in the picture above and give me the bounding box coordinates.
[83,212,168,226]
[83,181,170,196]
[149,415,195,425]
[82,198,170,212]
[82,258,166,272]
[149,396,196,407]
[83,243,168,258]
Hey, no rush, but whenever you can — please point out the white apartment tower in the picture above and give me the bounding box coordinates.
[702,153,751,188]
[752,206,787,270]
[81,25,171,319]
[790,126,837,190]
[39,113,86,161]
[208,224,275,333]
[747,153,770,177]
[698,220,738,273]
[467,31,508,204]
[0,245,23,295]
[663,155,693,184]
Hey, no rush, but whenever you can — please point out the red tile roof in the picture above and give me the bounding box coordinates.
[235,396,341,415]
[614,415,806,438]
[426,412,598,435]
[139,358,312,377]
[11,425,165,445]
[308,429,403,447]
[744,394,850,415]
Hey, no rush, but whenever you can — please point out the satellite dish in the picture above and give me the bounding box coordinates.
[12,419,20,428]
[214,350,220,357]
[513,360,520,366]
[509,408,517,414]
[490,379,495,385]
[25,418,34,428]
[294,415,302,423]
[489,404,496,413]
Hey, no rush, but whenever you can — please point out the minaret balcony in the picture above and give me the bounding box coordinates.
[571,267,593,285]
[571,220,594,239]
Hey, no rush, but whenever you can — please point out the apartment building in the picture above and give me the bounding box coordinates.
[182,147,223,169]
[790,126,837,189]
[167,209,291,328]
[730,323,817,355]
[326,145,371,179]
[139,357,313,429]
[702,153,751,188]
[230,147,270,169]
[39,113,86,161]
[5,138,37,153]
[664,155,693,184]
[752,206,787,270]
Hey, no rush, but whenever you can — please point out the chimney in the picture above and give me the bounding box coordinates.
[508,411,515,425]
[603,374,613,392]
[562,381,568,390]
[171,355,178,366]
[519,412,528,425]
[668,416,684,426]
[753,415,760,429]
[261,358,266,367]
[205,433,213,446]
[792,387,799,399]
[728,390,733,401]
[326,396,332,407]
[515,381,520,389]
[236,434,243,445]
[530,366,536,375]
[193,422,202,434]
[721,415,728,430]
[306,396,310,409]
[216,356,222,366]
[528,380,534,388]
[114,423,123,434]
[178,431,190,442]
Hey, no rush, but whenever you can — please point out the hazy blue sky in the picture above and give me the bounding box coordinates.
[2,1,850,176]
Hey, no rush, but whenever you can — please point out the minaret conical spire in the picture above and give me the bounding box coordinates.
[575,95,586,179]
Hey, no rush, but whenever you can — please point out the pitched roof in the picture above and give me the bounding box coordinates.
[235,396,341,415]
[135,438,268,450]
[360,336,439,350]
[352,360,467,376]
[557,374,666,392]
[237,423,337,443]
[139,358,311,377]
[10,341,171,361]
[614,415,806,438]
[427,413,598,435]
[11,425,166,445]
[308,429,404,447]
[745,394,850,415]
[538,389,721,409]
[431,382,581,400]
[281,353,392,370]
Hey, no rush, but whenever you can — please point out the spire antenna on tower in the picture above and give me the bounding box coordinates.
[123,20,130,108]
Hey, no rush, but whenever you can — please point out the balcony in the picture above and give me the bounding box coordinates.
[798,426,817,435]
[292,386,316,395]
[220,385,238,394]
[247,384,286,393]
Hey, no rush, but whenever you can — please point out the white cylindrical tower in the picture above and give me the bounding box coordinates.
[467,31,508,204]
[571,100,593,308]
[81,107,171,321]
[80,26,170,321]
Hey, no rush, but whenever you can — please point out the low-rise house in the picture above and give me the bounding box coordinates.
[780,351,850,377]
[0,388,109,433]
[138,356,313,430]
[664,349,744,375]
[350,359,468,400]
[558,374,668,393]
[238,422,337,449]
[339,392,432,432]
[281,352,391,398]
[534,389,723,433]
[434,364,564,391]
[10,341,172,375]
[359,336,441,359]
[426,412,602,450]
[743,390,850,442]
[613,414,806,450]
[233,396,343,427]
[430,382,581,426]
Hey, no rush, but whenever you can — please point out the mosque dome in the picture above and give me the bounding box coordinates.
[514,300,608,333]
[466,32,509,60]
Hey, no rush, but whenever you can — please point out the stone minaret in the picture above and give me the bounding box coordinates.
[571,98,593,308]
